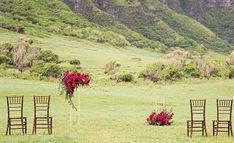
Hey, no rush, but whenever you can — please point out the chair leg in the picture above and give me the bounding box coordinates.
[21,119,24,135]
[47,118,50,135]
[230,122,233,136]
[187,121,189,137]
[25,118,27,134]
[202,122,204,137]
[190,122,193,138]
[9,121,11,135]
[213,121,215,136]
[32,119,36,134]
[204,122,208,137]
[50,118,53,135]
[216,122,219,136]
[6,120,9,136]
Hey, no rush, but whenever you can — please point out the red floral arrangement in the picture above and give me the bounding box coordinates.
[146,111,174,126]
[60,70,90,110]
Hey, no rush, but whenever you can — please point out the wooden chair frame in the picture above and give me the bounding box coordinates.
[32,96,52,135]
[6,96,27,136]
[187,99,207,137]
[213,99,233,136]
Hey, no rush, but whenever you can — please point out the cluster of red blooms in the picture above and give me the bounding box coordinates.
[61,71,90,98]
[146,111,174,126]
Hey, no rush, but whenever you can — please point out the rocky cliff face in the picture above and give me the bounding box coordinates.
[63,0,93,14]
[64,0,234,22]
[205,0,234,8]
[62,0,234,52]
[161,0,234,22]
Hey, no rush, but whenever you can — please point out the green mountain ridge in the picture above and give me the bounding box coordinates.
[0,0,233,53]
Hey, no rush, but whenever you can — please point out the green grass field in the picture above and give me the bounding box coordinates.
[0,78,234,143]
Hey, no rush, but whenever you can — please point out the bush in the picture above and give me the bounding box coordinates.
[227,50,234,65]
[139,61,184,82]
[39,50,59,63]
[229,66,234,79]
[139,49,227,82]
[104,61,121,75]
[41,63,63,78]
[13,39,41,72]
[139,63,165,82]
[70,59,80,68]
[160,65,184,81]
[0,42,13,65]
[192,58,218,78]
[143,71,160,82]
[49,26,60,33]
[184,63,200,78]
[0,54,11,64]
[111,72,134,82]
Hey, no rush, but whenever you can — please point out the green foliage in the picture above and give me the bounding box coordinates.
[160,64,184,81]
[0,55,11,65]
[229,66,234,79]
[0,0,133,47]
[39,50,59,63]
[150,2,233,53]
[139,49,233,82]
[70,59,80,66]
[111,71,134,82]
[32,63,63,78]
[41,63,63,78]
[204,7,234,45]
[104,61,121,75]
[0,42,14,65]
[184,63,200,78]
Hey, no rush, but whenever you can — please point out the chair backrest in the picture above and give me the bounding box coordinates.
[7,96,24,118]
[217,99,233,121]
[33,96,50,117]
[190,99,206,121]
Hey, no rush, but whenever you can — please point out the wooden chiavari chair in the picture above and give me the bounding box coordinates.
[6,96,27,136]
[187,99,207,137]
[213,99,233,136]
[32,96,52,135]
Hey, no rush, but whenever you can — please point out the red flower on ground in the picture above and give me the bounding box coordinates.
[146,111,174,126]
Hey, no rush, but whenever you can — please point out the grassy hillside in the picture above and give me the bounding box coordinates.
[203,7,234,44]
[64,0,233,53]
[0,0,138,48]
[0,0,233,53]
[0,28,164,83]
[169,0,234,46]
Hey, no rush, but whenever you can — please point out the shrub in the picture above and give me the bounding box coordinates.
[0,55,11,64]
[192,58,218,78]
[0,42,13,65]
[111,72,134,82]
[49,26,60,33]
[184,63,200,78]
[139,63,165,82]
[229,66,234,79]
[139,61,184,82]
[39,50,59,63]
[70,59,80,68]
[227,50,234,65]
[13,39,41,72]
[41,63,63,78]
[104,61,121,75]
[229,71,234,79]
[144,71,160,82]
[160,65,184,81]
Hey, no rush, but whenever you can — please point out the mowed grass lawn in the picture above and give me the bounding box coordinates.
[0,78,233,143]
